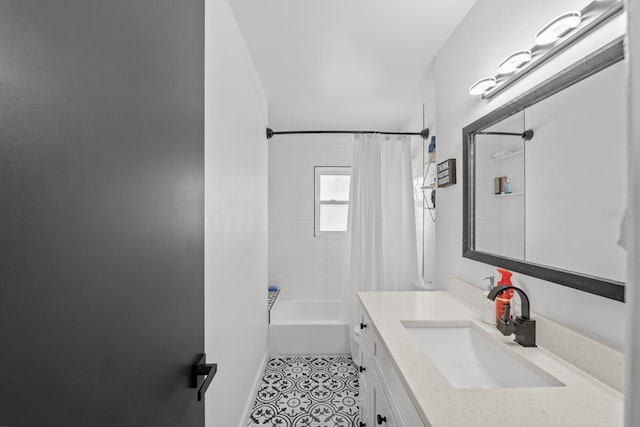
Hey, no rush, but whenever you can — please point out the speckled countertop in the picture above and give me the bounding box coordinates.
[358,291,623,427]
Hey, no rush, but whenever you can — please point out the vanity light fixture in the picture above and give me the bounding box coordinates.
[497,50,532,74]
[469,77,497,95]
[534,11,582,46]
[468,1,621,97]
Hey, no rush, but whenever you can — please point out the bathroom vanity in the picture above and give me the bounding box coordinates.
[357,290,622,427]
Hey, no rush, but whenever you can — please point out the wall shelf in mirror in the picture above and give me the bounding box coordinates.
[491,150,524,161]
[492,192,524,198]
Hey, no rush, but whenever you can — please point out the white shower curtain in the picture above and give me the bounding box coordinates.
[344,133,419,325]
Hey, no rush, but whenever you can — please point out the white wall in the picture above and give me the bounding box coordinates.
[205,0,269,425]
[626,0,640,423]
[269,135,353,300]
[431,0,628,350]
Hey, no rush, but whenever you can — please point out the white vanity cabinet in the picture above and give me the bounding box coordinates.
[358,306,424,427]
[357,291,624,426]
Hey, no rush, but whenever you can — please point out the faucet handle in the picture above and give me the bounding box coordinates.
[482,275,495,288]
[501,302,511,322]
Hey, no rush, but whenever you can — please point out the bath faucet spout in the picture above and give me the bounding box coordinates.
[487,285,536,347]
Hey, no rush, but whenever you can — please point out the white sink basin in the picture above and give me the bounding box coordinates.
[403,321,564,389]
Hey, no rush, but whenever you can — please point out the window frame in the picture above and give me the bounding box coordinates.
[314,166,351,238]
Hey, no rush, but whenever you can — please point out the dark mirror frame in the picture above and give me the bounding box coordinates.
[462,36,626,302]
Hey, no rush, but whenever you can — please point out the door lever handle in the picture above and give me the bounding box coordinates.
[191,353,217,401]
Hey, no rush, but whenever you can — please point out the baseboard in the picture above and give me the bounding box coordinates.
[239,349,268,427]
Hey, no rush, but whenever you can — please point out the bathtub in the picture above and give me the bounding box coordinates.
[268,299,350,355]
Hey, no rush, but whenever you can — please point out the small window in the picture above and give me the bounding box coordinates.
[314,167,351,238]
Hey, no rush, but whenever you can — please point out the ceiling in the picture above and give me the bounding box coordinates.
[229,0,476,131]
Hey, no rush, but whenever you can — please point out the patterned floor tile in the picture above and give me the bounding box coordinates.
[248,355,360,427]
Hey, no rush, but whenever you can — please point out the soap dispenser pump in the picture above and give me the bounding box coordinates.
[482,276,496,325]
[495,268,514,324]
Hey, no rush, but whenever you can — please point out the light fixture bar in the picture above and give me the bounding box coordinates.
[483,2,623,99]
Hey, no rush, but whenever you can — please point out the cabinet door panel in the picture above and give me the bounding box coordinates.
[373,385,396,427]
[361,312,376,356]
[360,345,374,426]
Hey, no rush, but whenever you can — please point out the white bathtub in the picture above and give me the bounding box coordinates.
[268,299,350,355]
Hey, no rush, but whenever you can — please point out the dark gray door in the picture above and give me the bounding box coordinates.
[0,1,205,426]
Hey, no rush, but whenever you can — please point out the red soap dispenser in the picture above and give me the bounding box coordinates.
[495,268,514,323]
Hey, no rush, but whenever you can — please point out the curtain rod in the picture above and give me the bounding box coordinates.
[476,130,534,140]
[266,128,430,140]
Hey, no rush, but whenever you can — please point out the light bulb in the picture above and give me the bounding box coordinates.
[535,11,582,46]
[497,50,532,74]
[469,77,497,95]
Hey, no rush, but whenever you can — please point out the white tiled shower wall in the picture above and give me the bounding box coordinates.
[268,135,353,300]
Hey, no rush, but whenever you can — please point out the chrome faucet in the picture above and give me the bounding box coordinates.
[486,285,536,347]
[482,275,495,290]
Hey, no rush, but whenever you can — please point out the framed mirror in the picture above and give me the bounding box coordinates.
[463,37,626,302]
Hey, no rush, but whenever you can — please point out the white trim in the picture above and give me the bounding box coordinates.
[239,349,269,427]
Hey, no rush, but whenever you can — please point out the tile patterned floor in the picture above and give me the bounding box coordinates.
[248,355,360,427]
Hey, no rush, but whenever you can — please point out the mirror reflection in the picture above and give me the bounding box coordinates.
[471,59,626,285]
[475,112,526,260]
